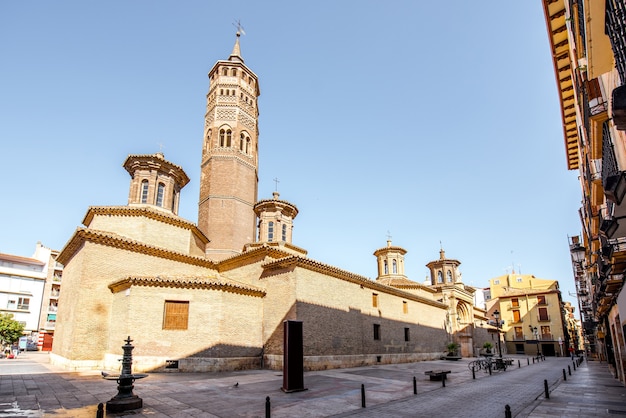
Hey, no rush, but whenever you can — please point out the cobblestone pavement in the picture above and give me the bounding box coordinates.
[0,352,624,417]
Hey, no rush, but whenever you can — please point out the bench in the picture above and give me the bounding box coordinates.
[424,370,451,381]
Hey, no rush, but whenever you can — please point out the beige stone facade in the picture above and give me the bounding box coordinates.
[51,34,486,373]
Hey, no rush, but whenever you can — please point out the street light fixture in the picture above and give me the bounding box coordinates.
[492,310,503,358]
[529,325,540,357]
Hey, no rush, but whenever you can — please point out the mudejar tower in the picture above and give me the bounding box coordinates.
[198,32,260,261]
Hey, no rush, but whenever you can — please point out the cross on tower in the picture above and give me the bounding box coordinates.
[232,19,246,36]
[273,177,280,192]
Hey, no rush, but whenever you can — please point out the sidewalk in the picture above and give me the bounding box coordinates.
[0,352,624,417]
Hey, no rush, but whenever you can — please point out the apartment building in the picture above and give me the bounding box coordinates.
[541,0,626,381]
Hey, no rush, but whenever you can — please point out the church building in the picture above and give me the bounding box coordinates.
[52,34,488,372]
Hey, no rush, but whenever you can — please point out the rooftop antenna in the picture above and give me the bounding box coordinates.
[232,19,246,36]
[511,250,515,274]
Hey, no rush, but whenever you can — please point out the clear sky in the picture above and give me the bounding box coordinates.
[0,1,582,306]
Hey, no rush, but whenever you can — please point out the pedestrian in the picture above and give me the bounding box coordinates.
[568,346,575,359]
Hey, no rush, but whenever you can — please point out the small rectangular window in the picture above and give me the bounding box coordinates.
[404,327,410,342]
[163,301,189,330]
[268,221,274,242]
[514,327,523,340]
[373,324,380,340]
[402,301,408,314]
[537,295,547,305]
[538,307,549,321]
[372,293,378,308]
[511,298,519,308]
[513,310,521,322]
[17,297,29,310]
[494,279,500,285]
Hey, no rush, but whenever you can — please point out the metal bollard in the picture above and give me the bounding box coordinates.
[518,360,521,368]
[544,379,550,399]
[472,366,475,380]
[527,358,530,365]
[532,357,535,364]
[96,403,104,418]
[563,369,567,381]
[361,384,366,408]
[413,376,417,394]
[265,396,270,418]
[442,374,446,387]
[573,361,576,371]
[568,365,571,376]
[505,404,512,418]
[488,363,492,375]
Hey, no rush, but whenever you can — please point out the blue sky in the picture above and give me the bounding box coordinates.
[0,2,581,305]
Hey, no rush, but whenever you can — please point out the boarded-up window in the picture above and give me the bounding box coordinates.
[513,310,521,323]
[372,293,378,308]
[403,301,408,314]
[163,301,189,330]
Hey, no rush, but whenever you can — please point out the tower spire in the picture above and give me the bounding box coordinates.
[229,22,244,63]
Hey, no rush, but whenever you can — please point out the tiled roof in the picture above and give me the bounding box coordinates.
[57,227,217,268]
[108,275,265,297]
[262,256,446,309]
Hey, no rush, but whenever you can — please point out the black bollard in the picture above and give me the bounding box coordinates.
[505,404,512,418]
[442,374,446,387]
[96,403,104,418]
[527,357,530,365]
[472,366,475,380]
[413,376,417,394]
[544,379,550,399]
[532,357,535,364]
[265,396,270,418]
[361,384,366,408]
[518,360,521,368]
[573,361,576,371]
[568,365,571,376]
[563,369,567,381]
[488,363,492,375]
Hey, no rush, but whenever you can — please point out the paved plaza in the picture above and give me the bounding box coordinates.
[0,352,624,417]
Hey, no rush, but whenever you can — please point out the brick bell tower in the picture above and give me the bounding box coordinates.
[198,32,260,261]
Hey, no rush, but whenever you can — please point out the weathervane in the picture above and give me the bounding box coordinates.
[232,19,246,36]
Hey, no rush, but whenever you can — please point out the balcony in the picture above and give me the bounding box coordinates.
[43,321,56,330]
[613,85,626,131]
[541,333,553,341]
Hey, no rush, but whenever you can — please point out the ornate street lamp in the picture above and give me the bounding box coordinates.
[529,325,540,357]
[492,310,503,358]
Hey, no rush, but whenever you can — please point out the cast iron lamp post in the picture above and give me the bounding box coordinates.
[493,310,503,357]
[530,325,540,357]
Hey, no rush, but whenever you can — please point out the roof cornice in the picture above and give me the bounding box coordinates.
[262,256,447,309]
[57,228,217,269]
[108,275,265,298]
[82,206,209,244]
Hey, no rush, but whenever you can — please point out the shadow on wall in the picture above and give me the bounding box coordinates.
[125,300,449,373]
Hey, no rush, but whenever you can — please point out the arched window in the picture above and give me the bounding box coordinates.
[231,68,237,76]
[384,260,388,274]
[222,68,228,76]
[245,138,250,154]
[282,224,287,241]
[226,130,232,147]
[437,271,443,283]
[140,180,149,203]
[392,260,397,274]
[240,133,244,151]
[156,183,165,207]
[219,129,225,147]
[171,189,178,212]
[447,271,453,283]
[268,221,274,242]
